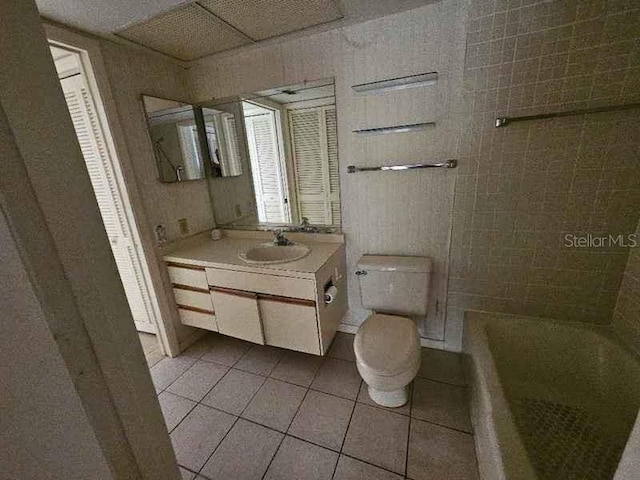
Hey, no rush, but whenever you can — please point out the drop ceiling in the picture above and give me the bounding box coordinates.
[36,0,438,62]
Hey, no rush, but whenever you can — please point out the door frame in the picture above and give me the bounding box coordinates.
[45,24,181,357]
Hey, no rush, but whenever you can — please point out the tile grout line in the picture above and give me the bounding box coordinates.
[195,415,241,479]
[405,381,414,479]
[330,379,361,479]
[261,354,327,480]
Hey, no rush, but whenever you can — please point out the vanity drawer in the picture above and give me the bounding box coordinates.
[167,264,208,290]
[259,296,320,355]
[173,287,214,313]
[205,268,315,300]
[178,307,218,332]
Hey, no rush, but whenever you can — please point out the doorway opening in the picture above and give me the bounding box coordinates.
[48,42,164,367]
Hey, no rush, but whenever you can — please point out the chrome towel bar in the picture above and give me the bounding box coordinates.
[352,122,435,135]
[495,102,640,127]
[347,159,457,173]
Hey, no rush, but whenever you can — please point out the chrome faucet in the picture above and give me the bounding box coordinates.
[273,229,294,246]
[296,217,320,233]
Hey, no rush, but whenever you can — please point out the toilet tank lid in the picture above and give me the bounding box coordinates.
[357,255,432,273]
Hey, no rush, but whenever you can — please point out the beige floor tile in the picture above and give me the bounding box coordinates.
[235,344,285,376]
[200,418,283,480]
[311,357,361,400]
[357,382,412,416]
[407,419,478,480]
[181,333,219,359]
[150,356,196,392]
[411,378,471,432]
[288,390,354,451]
[327,332,356,362]
[418,348,466,386]
[166,361,228,401]
[333,455,403,480]
[264,436,338,480]
[158,391,196,432]
[179,467,196,480]
[201,335,252,366]
[170,404,236,472]
[201,369,265,415]
[342,404,409,475]
[270,350,323,387]
[242,378,306,432]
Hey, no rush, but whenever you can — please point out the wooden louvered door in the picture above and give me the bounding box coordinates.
[245,110,291,223]
[288,106,340,226]
[61,74,156,333]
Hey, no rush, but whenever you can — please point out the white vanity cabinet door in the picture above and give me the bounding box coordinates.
[259,297,320,355]
[210,287,264,344]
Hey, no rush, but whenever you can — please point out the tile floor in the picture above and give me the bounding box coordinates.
[151,332,479,480]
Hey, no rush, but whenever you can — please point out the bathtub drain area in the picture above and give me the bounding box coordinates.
[514,397,626,480]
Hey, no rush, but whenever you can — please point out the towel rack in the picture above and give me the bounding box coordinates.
[353,122,435,135]
[495,102,640,127]
[347,159,457,173]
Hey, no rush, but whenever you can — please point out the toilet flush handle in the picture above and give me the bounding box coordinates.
[355,270,368,276]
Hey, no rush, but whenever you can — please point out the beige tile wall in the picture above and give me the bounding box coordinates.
[447,0,640,346]
[100,42,215,242]
[613,219,640,350]
[188,1,469,342]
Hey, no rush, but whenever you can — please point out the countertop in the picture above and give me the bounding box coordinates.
[163,230,344,279]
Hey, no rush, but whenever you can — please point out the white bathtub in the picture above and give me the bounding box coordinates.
[464,311,640,480]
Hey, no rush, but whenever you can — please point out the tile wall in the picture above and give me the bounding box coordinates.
[447,0,640,346]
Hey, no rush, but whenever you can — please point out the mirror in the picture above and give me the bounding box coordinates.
[204,78,341,229]
[142,95,244,183]
[201,105,244,178]
[142,95,206,183]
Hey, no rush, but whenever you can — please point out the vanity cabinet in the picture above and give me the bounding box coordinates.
[163,233,347,356]
[206,268,322,354]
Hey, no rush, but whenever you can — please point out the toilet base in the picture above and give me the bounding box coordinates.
[368,384,409,408]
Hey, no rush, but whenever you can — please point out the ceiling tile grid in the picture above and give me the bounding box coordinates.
[116,3,252,61]
[116,0,343,61]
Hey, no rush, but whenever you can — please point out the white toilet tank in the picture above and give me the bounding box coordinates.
[356,255,432,316]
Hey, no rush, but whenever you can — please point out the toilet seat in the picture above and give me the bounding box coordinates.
[354,313,420,377]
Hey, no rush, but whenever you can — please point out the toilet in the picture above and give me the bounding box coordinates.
[353,255,431,408]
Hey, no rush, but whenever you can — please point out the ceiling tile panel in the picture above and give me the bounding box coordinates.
[116,3,252,61]
[199,0,343,41]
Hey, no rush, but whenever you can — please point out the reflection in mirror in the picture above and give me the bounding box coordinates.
[205,78,340,230]
[142,95,207,183]
[201,106,243,177]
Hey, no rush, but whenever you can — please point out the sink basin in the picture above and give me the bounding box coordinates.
[239,243,311,265]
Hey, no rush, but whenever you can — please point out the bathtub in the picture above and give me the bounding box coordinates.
[463,311,640,480]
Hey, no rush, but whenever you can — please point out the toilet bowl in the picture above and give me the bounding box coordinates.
[354,313,421,407]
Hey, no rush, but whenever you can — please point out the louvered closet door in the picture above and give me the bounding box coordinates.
[289,106,340,226]
[245,112,289,223]
[61,75,156,333]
